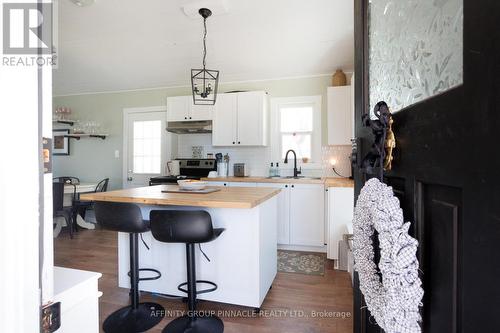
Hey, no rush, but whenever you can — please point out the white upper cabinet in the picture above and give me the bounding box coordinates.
[190,103,213,121]
[212,93,237,146]
[167,96,190,121]
[236,91,268,146]
[167,95,213,121]
[327,86,353,145]
[212,91,268,146]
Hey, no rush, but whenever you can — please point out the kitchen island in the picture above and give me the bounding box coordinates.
[80,185,280,308]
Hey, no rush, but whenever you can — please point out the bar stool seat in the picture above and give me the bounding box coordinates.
[95,201,165,333]
[150,210,225,333]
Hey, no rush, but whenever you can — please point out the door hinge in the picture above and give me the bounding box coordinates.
[41,302,61,333]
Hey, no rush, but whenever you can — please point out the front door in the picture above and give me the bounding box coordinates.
[353,0,500,332]
[123,108,170,188]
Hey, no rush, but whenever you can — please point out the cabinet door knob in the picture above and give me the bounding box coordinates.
[285,185,288,188]
[291,185,295,188]
[189,117,192,119]
[184,117,187,119]
[238,141,241,144]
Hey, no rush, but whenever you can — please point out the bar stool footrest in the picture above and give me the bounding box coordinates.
[127,268,162,281]
[177,280,217,295]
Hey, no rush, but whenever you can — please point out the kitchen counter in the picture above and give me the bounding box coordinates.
[80,185,280,209]
[324,178,354,188]
[202,176,354,187]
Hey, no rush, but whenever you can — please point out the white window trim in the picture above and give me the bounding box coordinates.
[270,96,322,166]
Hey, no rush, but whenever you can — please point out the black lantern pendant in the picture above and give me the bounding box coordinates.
[191,8,219,105]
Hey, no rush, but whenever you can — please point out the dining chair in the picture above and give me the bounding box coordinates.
[72,178,109,230]
[94,178,109,193]
[53,181,74,239]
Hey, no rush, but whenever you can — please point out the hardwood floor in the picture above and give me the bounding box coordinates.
[54,228,353,333]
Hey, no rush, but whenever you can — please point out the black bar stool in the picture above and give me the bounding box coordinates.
[150,210,225,333]
[94,202,165,333]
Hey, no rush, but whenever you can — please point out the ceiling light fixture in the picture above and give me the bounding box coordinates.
[191,8,219,105]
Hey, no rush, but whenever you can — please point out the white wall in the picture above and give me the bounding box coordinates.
[0,6,42,332]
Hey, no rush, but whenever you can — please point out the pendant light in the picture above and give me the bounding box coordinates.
[191,8,219,105]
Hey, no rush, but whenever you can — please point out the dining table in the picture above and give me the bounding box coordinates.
[54,182,98,237]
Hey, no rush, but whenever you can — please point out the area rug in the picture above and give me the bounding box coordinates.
[277,250,326,276]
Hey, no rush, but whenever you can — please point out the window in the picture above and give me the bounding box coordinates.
[272,96,322,163]
[133,120,162,173]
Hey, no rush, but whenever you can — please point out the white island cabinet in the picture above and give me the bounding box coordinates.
[81,185,279,309]
[256,183,291,245]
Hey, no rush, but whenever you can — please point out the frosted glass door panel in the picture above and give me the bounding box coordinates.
[369,0,463,112]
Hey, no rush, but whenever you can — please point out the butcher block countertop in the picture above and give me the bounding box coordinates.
[201,176,354,188]
[323,178,354,188]
[80,185,281,209]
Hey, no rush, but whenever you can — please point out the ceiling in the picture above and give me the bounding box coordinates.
[54,0,354,95]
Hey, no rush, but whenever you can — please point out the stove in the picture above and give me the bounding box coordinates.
[149,159,217,186]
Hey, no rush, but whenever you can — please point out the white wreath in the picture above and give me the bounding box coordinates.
[353,178,424,333]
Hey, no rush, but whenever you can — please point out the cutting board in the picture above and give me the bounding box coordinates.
[161,187,221,194]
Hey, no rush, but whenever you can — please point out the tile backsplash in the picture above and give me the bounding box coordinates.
[321,145,352,178]
[177,134,352,178]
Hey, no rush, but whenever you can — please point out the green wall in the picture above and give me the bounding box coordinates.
[53,75,333,189]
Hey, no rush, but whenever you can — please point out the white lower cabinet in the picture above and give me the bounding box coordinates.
[209,181,326,247]
[327,187,354,260]
[207,181,229,187]
[257,183,291,245]
[53,267,102,333]
[227,182,257,187]
[206,181,256,187]
[257,183,324,247]
[289,184,325,247]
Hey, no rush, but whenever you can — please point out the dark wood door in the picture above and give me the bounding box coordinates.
[353,0,500,332]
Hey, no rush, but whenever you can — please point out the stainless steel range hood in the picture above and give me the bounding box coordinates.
[166,120,212,134]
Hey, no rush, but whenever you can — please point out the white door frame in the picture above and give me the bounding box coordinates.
[122,106,173,188]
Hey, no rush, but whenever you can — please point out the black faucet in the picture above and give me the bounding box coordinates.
[284,149,302,178]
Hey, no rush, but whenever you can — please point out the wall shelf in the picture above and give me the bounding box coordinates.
[53,120,75,126]
[64,134,107,140]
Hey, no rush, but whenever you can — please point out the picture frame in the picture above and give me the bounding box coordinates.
[53,129,70,155]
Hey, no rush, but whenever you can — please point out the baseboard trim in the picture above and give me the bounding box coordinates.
[277,244,327,253]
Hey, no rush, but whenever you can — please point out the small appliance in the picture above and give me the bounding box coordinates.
[233,163,246,177]
[166,160,180,176]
